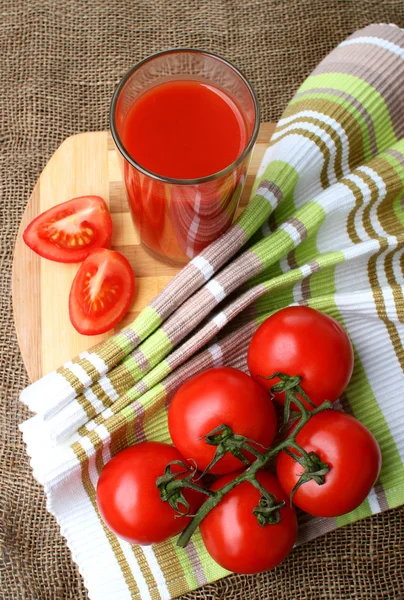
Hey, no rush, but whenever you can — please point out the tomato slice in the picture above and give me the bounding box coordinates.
[69,249,135,335]
[23,196,112,263]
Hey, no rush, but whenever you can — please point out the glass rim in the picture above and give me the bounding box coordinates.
[109,48,260,186]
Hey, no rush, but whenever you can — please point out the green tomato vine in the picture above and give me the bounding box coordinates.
[156,373,332,548]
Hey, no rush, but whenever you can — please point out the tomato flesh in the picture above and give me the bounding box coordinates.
[168,367,277,474]
[69,248,135,335]
[23,195,112,263]
[247,306,354,408]
[96,442,201,545]
[200,470,297,573]
[276,410,382,517]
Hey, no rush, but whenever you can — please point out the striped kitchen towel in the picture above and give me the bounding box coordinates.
[20,23,404,600]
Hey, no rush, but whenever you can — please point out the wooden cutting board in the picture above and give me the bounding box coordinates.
[12,123,276,382]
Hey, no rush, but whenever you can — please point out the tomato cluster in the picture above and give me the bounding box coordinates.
[96,306,382,575]
[23,196,135,334]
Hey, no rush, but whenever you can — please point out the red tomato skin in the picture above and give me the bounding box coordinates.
[96,442,200,545]
[23,196,112,263]
[200,470,297,574]
[168,367,277,474]
[276,410,382,517]
[69,248,135,336]
[247,306,354,408]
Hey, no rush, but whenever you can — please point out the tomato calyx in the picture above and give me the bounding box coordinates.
[282,445,330,504]
[156,460,213,516]
[198,424,265,478]
[267,372,317,423]
[250,478,286,526]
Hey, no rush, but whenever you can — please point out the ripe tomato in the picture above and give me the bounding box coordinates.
[23,196,112,263]
[247,306,354,408]
[69,248,135,335]
[200,470,297,573]
[96,442,201,545]
[168,367,277,475]
[276,410,382,517]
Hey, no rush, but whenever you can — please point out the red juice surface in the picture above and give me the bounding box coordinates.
[122,80,247,179]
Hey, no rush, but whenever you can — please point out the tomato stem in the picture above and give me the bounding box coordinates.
[156,460,215,515]
[250,477,286,525]
[283,444,330,504]
[161,374,333,548]
[196,425,264,479]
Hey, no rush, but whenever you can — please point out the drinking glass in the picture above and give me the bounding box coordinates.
[110,49,259,264]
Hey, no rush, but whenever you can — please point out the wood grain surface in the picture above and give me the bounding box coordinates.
[12,123,276,382]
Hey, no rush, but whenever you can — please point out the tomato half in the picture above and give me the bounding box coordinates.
[200,470,298,573]
[276,410,382,517]
[168,367,277,475]
[247,307,354,408]
[96,442,201,545]
[23,195,112,262]
[69,248,135,335]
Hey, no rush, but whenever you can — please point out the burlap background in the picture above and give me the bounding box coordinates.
[2,1,404,598]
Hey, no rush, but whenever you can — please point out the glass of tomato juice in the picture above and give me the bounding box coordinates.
[110,49,259,264]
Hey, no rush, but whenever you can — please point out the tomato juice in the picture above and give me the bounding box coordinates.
[120,79,250,262]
